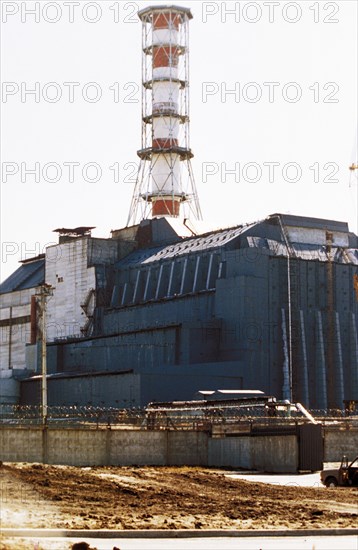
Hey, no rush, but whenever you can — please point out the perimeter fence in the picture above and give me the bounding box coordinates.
[0,404,356,431]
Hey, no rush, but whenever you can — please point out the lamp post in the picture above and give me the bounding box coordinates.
[36,284,53,425]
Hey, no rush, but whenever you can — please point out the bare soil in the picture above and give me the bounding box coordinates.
[1,462,357,548]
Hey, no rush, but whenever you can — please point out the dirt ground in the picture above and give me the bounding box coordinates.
[1,462,357,549]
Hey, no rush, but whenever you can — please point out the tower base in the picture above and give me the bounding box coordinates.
[152,196,182,217]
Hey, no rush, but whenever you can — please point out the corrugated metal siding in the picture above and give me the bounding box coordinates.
[21,372,141,407]
[298,423,324,471]
[12,216,358,409]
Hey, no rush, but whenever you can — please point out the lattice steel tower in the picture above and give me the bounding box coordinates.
[127,5,202,225]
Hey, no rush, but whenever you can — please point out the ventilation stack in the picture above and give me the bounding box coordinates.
[127,5,202,225]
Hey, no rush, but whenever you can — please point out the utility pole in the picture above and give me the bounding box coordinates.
[36,284,53,425]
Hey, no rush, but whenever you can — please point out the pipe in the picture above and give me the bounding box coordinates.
[295,402,317,424]
[30,295,37,344]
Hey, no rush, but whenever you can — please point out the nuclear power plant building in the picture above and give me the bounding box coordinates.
[1,213,357,410]
[1,5,358,411]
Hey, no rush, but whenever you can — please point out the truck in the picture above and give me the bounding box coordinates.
[320,455,358,487]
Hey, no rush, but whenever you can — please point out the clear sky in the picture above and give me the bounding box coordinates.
[1,0,357,282]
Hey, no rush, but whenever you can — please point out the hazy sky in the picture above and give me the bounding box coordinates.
[1,0,357,282]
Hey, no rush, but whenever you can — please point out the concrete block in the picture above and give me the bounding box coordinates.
[323,427,358,462]
[47,428,107,466]
[0,428,42,462]
[110,430,167,466]
[208,435,298,473]
[208,437,252,468]
[251,435,298,473]
[167,431,208,466]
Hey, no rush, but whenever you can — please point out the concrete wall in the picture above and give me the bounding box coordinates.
[110,431,167,466]
[0,427,296,472]
[208,435,298,473]
[0,428,43,462]
[166,431,208,466]
[109,431,208,467]
[46,237,121,342]
[323,426,358,462]
[46,428,108,465]
[46,239,96,341]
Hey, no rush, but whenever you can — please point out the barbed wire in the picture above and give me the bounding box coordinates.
[0,404,356,429]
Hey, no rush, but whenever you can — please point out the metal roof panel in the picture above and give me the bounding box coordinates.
[115,224,254,268]
[0,258,45,294]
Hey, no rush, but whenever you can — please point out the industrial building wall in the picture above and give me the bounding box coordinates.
[87,238,121,267]
[20,365,242,407]
[39,242,358,409]
[102,292,218,365]
[20,372,141,408]
[225,251,357,408]
[275,257,358,409]
[216,245,358,408]
[46,238,97,341]
[0,288,34,368]
[215,249,271,390]
[0,288,40,402]
[47,325,179,373]
[139,363,242,405]
[45,237,123,342]
[285,223,349,248]
[109,251,221,309]
[12,215,357,409]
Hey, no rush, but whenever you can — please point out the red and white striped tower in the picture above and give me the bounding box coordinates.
[127,5,202,225]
